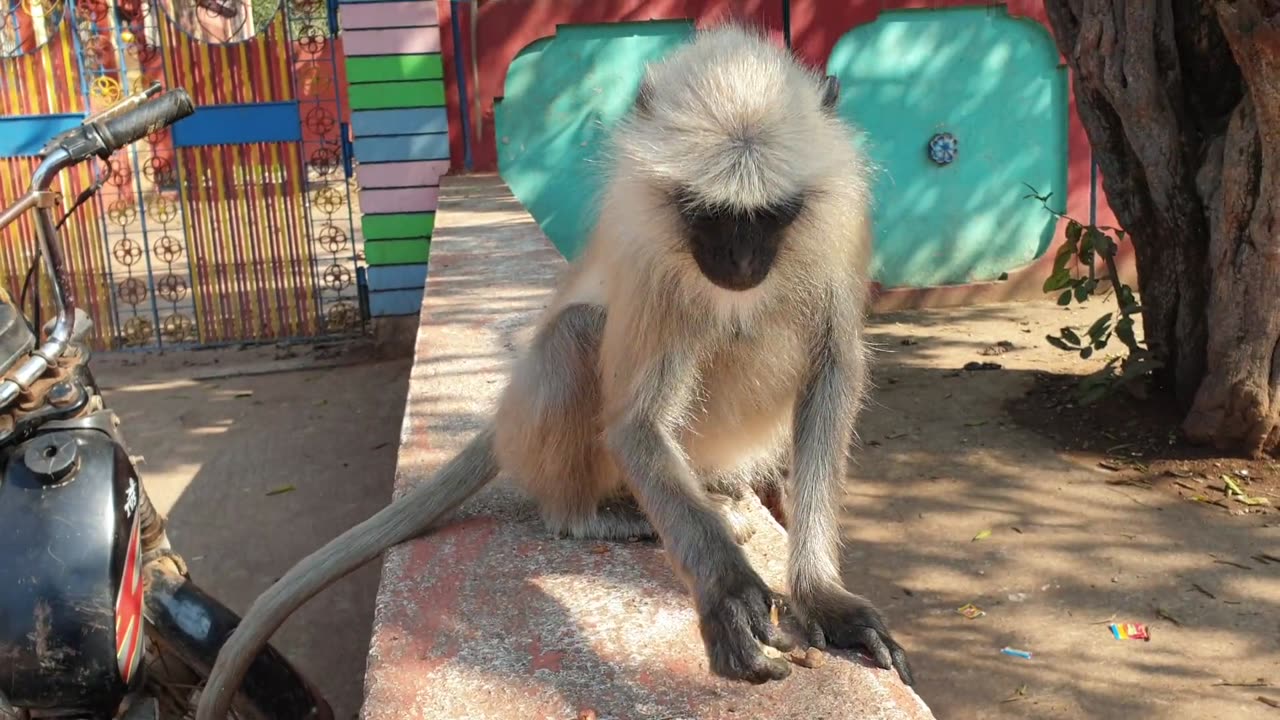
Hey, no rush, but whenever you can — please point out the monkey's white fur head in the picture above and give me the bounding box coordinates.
[609,23,861,211]
[589,22,874,328]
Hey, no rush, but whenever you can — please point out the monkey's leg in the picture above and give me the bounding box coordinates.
[607,352,800,684]
[497,303,657,543]
[786,319,913,685]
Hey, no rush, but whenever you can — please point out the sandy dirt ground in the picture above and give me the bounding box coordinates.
[92,341,411,720]
[89,298,1279,720]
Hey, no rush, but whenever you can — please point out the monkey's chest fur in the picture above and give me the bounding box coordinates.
[678,322,808,478]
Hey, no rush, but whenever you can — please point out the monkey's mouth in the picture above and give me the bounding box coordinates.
[691,241,778,292]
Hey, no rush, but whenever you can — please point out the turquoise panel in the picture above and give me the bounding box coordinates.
[829,7,1068,287]
[495,21,697,259]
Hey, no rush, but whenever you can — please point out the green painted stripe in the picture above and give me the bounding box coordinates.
[366,239,430,265]
[362,212,436,240]
[349,81,445,110]
[346,54,444,83]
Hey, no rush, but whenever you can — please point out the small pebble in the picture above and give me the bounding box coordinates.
[787,647,826,668]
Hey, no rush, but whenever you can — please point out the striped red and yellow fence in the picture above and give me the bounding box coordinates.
[0,0,360,351]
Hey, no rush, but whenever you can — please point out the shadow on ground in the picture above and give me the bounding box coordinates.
[843,302,1279,719]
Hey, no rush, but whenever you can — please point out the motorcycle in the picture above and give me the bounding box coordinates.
[0,83,334,720]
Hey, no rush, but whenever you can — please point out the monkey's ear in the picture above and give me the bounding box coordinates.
[635,76,655,116]
[819,75,839,113]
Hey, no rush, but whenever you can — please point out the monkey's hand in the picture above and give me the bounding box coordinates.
[794,590,914,685]
[697,567,802,684]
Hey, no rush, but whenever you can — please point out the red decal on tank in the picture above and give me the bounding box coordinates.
[114,513,144,684]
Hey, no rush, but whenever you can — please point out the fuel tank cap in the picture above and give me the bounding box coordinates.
[23,431,80,484]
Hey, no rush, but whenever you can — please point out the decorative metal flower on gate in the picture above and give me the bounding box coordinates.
[155,274,189,303]
[146,195,179,225]
[311,186,345,214]
[322,264,352,291]
[112,238,144,266]
[316,225,348,254]
[927,132,958,166]
[122,317,153,346]
[116,277,148,305]
[91,76,122,104]
[153,236,184,263]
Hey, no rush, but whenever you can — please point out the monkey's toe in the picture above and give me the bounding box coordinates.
[800,592,914,686]
[547,502,659,542]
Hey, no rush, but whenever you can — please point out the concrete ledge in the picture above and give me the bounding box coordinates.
[360,174,934,720]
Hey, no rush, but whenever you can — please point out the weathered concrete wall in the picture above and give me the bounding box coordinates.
[360,174,934,720]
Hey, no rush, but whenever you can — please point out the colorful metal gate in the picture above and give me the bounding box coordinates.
[0,0,360,350]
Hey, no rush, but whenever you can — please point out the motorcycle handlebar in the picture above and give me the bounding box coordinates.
[95,88,195,157]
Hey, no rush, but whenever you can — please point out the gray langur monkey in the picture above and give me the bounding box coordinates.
[195,23,912,719]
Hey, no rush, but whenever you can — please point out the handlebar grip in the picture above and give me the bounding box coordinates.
[96,89,195,155]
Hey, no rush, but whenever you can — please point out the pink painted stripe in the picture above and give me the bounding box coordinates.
[343,28,441,56]
[340,2,437,30]
[359,187,440,214]
[356,160,450,189]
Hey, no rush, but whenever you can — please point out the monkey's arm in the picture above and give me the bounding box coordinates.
[787,306,914,685]
[605,350,798,683]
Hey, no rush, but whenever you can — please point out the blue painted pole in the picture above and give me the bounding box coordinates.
[450,0,474,171]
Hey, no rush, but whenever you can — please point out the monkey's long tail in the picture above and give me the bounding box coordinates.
[193,426,500,720]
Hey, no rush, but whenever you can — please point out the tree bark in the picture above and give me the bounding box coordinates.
[1044,0,1280,456]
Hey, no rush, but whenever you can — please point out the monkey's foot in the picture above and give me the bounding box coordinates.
[698,566,802,684]
[546,500,659,542]
[795,589,914,686]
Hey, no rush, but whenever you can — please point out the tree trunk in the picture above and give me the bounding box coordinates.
[1043,0,1280,457]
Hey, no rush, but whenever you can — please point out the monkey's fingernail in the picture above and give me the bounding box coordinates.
[770,602,780,627]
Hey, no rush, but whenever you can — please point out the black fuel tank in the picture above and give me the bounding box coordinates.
[0,428,145,712]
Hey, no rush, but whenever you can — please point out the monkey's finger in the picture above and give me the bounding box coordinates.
[857,627,896,674]
[747,596,801,651]
[890,643,915,686]
[807,624,828,650]
[760,622,800,652]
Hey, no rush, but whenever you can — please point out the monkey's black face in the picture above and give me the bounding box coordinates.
[674,189,805,292]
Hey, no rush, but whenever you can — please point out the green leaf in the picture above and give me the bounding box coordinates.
[972,529,992,541]
[1058,289,1073,306]
[1061,327,1081,346]
[1088,227,1114,256]
[1080,346,1094,360]
[1043,269,1072,293]
[1066,220,1083,246]
[1053,244,1075,274]
[1074,283,1090,302]
[1222,475,1245,497]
